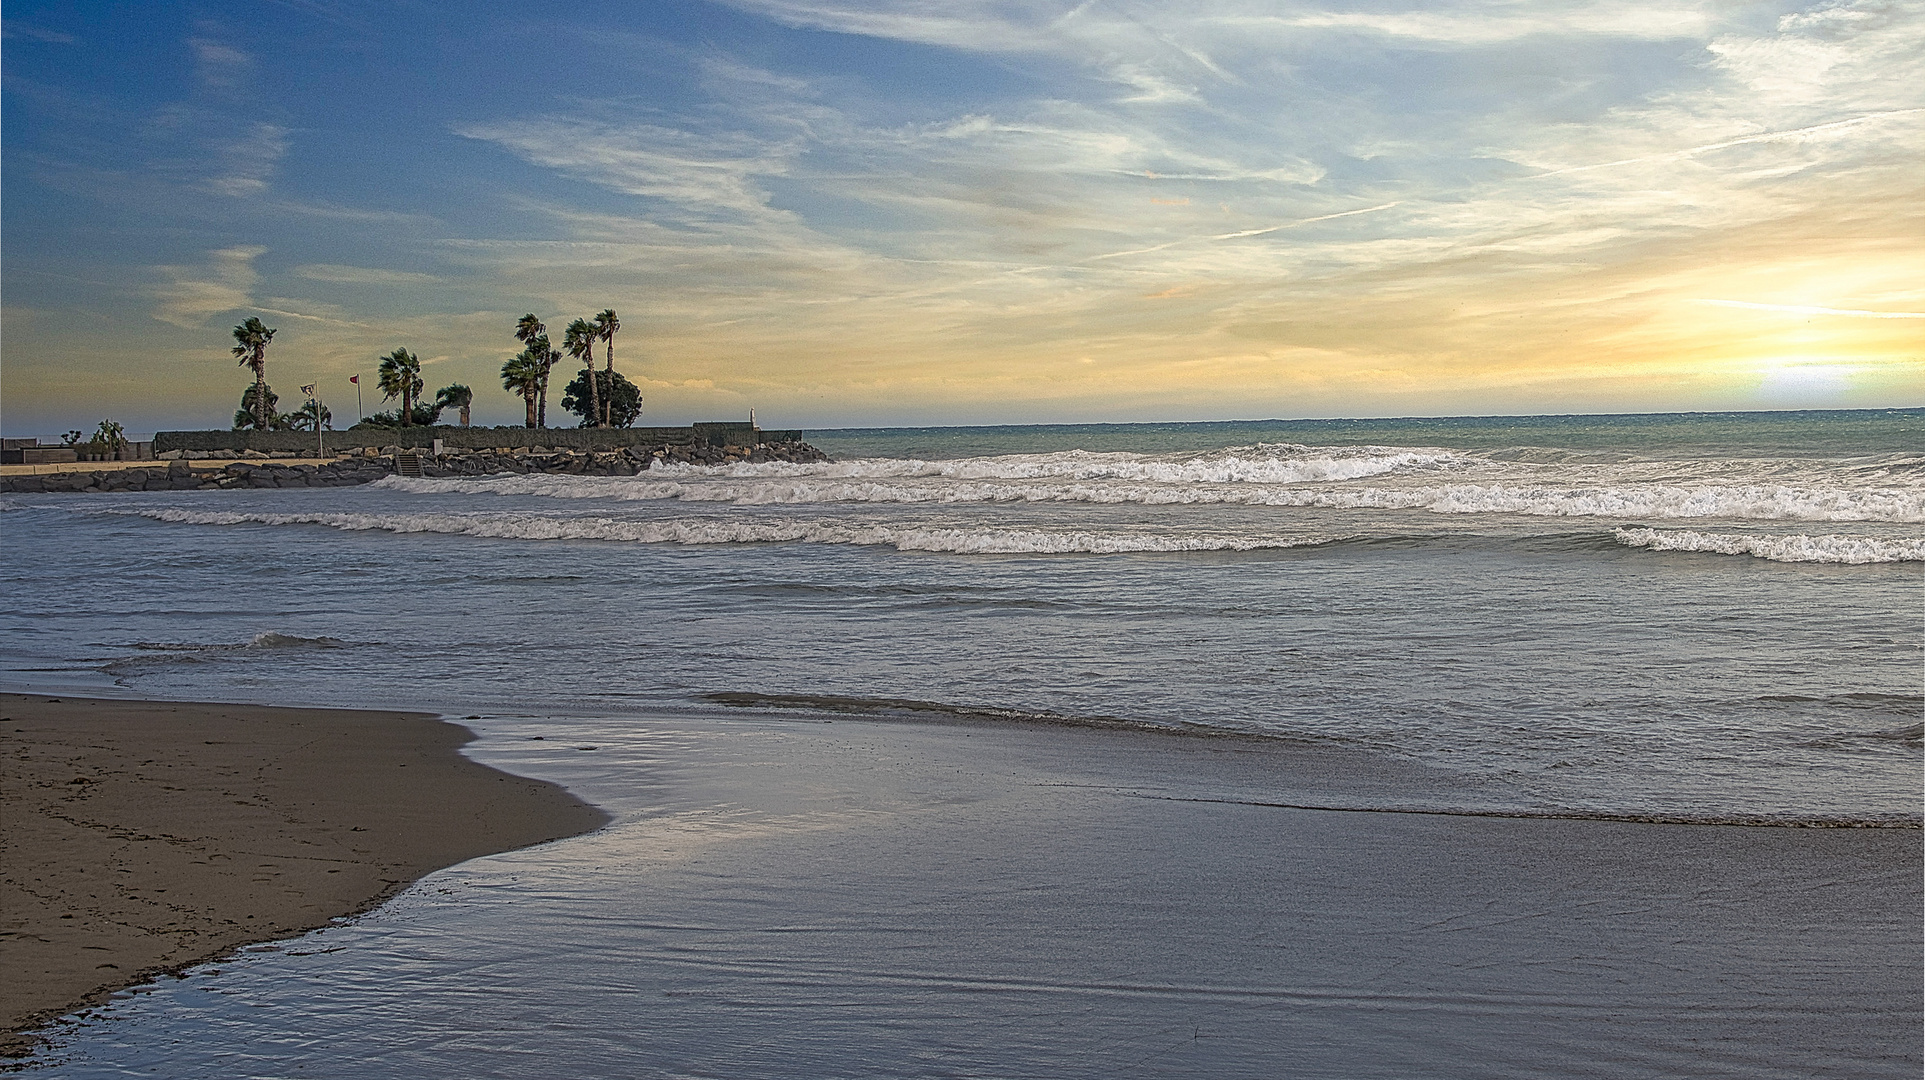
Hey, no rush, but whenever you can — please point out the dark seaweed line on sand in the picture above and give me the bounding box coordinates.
[1122,793,1922,830]
[703,691,1309,743]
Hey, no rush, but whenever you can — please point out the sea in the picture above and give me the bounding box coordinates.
[3,408,1921,1077]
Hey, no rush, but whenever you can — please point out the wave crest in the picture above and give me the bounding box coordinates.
[1613,527,1924,563]
[375,473,1922,522]
[114,507,1325,554]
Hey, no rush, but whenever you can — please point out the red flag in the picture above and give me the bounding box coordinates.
[349,375,359,384]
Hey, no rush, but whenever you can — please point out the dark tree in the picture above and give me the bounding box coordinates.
[435,383,474,427]
[377,348,424,425]
[233,383,282,430]
[350,401,441,429]
[502,350,543,428]
[593,309,620,427]
[563,318,600,428]
[514,314,555,427]
[561,369,642,428]
[286,400,332,431]
[231,317,277,430]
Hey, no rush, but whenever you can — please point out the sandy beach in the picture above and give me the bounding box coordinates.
[6,697,1920,1075]
[19,707,1915,1077]
[0,695,607,1054]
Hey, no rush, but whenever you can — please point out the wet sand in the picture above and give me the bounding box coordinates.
[11,707,1923,1076]
[0,695,608,1053]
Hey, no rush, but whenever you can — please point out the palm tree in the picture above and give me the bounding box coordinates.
[593,309,620,427]
[501,351,543,428]
[436,383,474,427]
[515,315,554,428]
[286,400,332,431]
[536,337,560,428]
[563,318,600,428]
[377,348,424,426]
[230,317,278,431]
[234,384,280,430]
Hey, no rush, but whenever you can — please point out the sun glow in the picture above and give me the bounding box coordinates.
[1695,299,1925,319]
[1753,358,1860,403]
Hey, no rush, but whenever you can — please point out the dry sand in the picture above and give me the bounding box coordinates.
[0,695,608,1054]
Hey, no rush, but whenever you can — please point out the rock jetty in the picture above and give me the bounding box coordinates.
[0,440,830,494]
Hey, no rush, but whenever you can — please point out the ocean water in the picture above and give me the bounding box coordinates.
[3,408,1921,1076]
[5,408,1919,823]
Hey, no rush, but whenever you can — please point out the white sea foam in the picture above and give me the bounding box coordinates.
[365,441,1925,523]
[118,507,1324,555]
[375,472,1924,522]
[662,444,1467,484]
[1613,528,1925,564]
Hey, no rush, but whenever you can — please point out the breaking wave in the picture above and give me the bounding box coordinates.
[376,471,1922,522]
[669,444,1466,483]
[115,507,1327,555]
[1613,527,1924,563]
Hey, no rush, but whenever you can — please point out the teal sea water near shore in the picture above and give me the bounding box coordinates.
[3,408,1920,1075]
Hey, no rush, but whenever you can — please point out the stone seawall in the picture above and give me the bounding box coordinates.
[0,459,388,494]
[0,440,831,493]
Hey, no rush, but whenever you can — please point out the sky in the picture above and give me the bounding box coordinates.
[2,0,1920,435]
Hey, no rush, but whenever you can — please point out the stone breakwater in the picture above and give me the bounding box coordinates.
[0,441,830,493]
[414,440,831,476]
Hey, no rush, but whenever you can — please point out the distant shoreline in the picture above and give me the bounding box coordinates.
[0,440,831,493]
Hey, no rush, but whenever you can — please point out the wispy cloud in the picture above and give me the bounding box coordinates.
[1205,5,1712,46]
[3,21,77,43]
[151,246,265,329]
[189,37,255,91]
[457,119,801,223]
[9,1,1922,429]
[1531,109,1925,177]
[1091,203,1401,261]
[296,264,442,285]
[444,0,1922,418]
[1694,299,1925,319]
[207,121,289,196]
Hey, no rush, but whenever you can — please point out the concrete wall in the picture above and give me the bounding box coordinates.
[155,424,805,454]
[3,441,153,464]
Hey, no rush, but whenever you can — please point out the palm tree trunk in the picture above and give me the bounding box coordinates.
[253,361,268,430]
[603,337,614,427]
[524,392,536,428]
[584,342,602,429]
[537,367,549,428]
